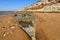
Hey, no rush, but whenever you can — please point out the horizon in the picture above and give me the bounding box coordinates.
[0,0,40,11]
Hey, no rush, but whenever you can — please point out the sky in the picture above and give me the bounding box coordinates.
[0,0,40,11]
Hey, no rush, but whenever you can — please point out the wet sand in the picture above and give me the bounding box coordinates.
[0,16,31,40]
[33,13,60,40]
[0,12,60,40]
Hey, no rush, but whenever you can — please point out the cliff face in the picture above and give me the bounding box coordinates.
[22,1,60,12]
[0,1,60,40]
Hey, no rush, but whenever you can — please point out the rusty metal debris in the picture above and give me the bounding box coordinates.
[16,12,36,40]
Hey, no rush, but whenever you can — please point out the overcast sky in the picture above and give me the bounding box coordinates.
[0,0,40,11]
